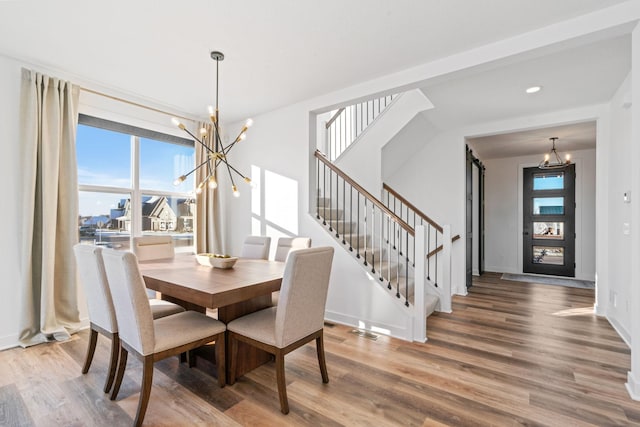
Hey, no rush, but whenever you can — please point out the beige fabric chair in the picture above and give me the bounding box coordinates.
[132,235,174,299]
[73,244,185,394]
[227,247,334,414]
[240,235,271,260]
[102,248,226,427]
[132,235,175,261]
[274,237,312,262]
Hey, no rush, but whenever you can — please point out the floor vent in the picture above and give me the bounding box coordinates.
[350,329,378,340]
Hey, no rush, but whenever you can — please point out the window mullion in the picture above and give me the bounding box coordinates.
[131,135,141,237]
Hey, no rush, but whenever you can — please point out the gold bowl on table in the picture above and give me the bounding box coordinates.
[196,253,238,269]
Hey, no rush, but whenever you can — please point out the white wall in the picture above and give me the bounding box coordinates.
[0,55,23,349]
[335,89,432,197]
[606,73,632,342]
[383,128,467,296]
[482,149,596,280]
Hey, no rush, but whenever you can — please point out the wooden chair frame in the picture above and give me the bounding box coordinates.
[110,332,226,427]
[228,329,328,414]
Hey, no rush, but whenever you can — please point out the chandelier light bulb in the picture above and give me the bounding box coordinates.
[208,176,218,189]
[565,154,571,163]
[239,133,247,141]
[208,105,214,115]
[232,185,240,198]
[544,154,550,162]
[200,127,207,136]
[173,175,187,186]
[245,118,254,128]
[171,117,186,130]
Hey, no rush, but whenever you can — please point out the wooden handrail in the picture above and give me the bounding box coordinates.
[382,183,443,232]
[426,234,461,259]
[325,107,346,129]
[315,150,414,235]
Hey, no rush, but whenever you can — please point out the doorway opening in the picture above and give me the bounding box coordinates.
[466,146,484,288]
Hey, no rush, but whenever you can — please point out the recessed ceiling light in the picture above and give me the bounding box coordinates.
[526,86,542,94]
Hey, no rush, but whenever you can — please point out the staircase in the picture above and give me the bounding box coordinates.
[314,150,454,342]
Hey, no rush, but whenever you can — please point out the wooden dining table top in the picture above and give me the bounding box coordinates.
[139,255,285,310]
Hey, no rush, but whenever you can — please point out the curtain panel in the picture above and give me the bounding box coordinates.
[19,69,82,347]
[194,122,225,255]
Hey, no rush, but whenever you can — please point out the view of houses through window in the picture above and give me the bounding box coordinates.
[77,115,195,252]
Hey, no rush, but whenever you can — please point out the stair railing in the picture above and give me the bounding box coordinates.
[325,94,396,161]
[382,183,459,312]
[315,150,415,307]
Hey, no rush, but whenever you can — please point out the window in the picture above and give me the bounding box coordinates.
[77,115,195,252]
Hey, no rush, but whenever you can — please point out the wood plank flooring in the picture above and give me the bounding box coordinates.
[1,272,639,426]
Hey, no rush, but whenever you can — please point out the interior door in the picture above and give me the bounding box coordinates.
[465,150,473,288]
[523,165,575,277]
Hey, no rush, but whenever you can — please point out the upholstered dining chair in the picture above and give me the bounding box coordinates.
[240,235,271,260]
[227,246,334,414]
[132,235,175,261]
[102,248,226,427]
[132,235,174,299]
[73,244,185,394]
[274,237,312,262]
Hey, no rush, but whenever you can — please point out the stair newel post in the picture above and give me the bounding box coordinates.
[316,156,320,220]
[356,193,361,259]
[379,210,384,281]
[387,216,392,288]
[414,224,427,342]
[349,185,353,251]
[405,231,409,307]
[371,205,376,273]
[341,178,346,243]
[441,225,452,313]
[427,225,431,281]
[335,174,340,238]
[396,228,401,299]
[328,167,333,232]
[363,199,368,266]
[392,196,397,250]
[434,231,438,287]
[322,160,326,225]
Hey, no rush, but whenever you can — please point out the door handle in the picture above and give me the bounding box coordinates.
[523,231,529,235]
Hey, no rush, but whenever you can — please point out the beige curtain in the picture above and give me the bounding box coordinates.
[19,69,81,347]
[194,122,225,254]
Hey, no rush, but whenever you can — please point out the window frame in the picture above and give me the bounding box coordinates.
[77,114,195,249]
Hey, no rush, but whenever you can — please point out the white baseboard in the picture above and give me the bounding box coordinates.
[626,372,640,401]
[325,310,413,342]
[606,314,631,347]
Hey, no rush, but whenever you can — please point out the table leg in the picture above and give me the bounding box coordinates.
[218,294,273,380]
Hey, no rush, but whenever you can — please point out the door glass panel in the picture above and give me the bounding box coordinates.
[533,197,564,215]
[532,246,564,265]
[533,222,564,239]
[533,172,564,190]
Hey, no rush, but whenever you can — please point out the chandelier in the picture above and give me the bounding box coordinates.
[171,51,252,198]
[539,137,571,170]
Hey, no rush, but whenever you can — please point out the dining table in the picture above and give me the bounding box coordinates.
[139,255,285,381]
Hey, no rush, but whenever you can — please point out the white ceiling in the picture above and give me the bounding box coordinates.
[467,121,597,160]
[0,0,630,123]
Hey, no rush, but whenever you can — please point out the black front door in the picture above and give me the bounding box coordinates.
[523,165,575,277]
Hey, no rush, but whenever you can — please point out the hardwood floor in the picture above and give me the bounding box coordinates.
[1,272,639,426]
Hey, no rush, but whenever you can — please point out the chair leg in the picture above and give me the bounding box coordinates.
[228,333,238,385]
[134,356,154,427]
[103,333,120,393]
[82,328,98,374]
[316,333,329,383]
[110,347,128,401]
[215,333,226,388]
[275,352,289,414]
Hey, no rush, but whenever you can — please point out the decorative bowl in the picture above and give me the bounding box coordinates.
[196,253,238,269]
